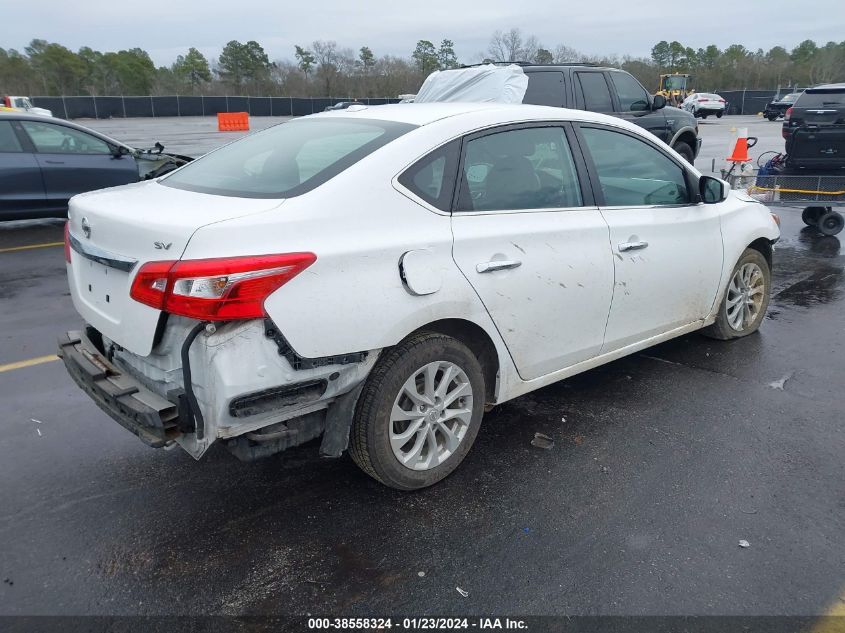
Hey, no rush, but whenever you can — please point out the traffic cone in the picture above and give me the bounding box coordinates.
[726,127,751,163]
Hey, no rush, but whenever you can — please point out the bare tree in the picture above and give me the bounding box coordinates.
[488,28,525,62]
[553,45,582,63]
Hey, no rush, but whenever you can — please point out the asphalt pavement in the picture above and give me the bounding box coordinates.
[0,115,843,620]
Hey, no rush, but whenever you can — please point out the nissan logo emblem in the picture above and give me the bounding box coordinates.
[81,217,91,239]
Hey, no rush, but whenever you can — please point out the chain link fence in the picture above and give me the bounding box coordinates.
[29,95,402,119]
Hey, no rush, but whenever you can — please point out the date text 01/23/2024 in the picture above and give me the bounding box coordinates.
[307,618,528,630]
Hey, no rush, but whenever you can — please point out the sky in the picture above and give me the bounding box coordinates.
[3,0,844,67]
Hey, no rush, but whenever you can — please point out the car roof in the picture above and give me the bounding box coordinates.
[806,83,845,92]
[310,101,631,128]
[0,111,133,149]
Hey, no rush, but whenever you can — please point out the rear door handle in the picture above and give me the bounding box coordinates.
[618,241,649,252]
[44,160,65,165]
[476,260,522,273]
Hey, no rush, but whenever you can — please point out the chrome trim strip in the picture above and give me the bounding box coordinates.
[68,233,137,272]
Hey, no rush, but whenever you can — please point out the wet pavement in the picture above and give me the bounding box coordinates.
[0,118,843,618]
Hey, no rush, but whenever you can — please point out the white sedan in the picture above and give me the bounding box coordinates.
[682,93,726,118]
[60,103,779,490]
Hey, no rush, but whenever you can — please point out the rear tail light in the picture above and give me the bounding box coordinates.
[130,253,316,320]
[719,99,726,103]
[697,98,707,102]
[785,107,793,121]
[64,222,71,263]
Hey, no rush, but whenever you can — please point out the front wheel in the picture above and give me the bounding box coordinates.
[673,141,695,164]
[702,248,771,340]
[349,332,485,490]
[818,211,844,236]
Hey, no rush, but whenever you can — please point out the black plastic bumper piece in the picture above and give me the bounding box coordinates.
[58,331,180,448]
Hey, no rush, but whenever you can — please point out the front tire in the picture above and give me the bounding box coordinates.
[349,332,485,490]
[818,211,844,236]
[673,141,695,164]
[703,248,771,340]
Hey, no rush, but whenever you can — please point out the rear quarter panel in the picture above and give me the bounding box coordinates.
[180,133,517,397]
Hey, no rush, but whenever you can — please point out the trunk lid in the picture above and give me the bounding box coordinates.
[67,180,283,356]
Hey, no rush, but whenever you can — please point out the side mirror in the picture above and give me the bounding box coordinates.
[699,175,729,204]
[111,145,131,158]
[651,94,667,110]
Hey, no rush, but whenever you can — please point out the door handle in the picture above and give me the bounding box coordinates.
[476,260,522,273]
[618,241,649,252]
[44,160,65,165]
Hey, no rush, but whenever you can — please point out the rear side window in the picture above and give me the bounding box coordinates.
[609,72,650,112]
[398,140,459,211]
[163,118,415,198]
[523,72,565,108]
[581,126,689,206]
[0,121,22,152]
[456,126,583,212]
[576,73,613,113]
[796,90,845,107]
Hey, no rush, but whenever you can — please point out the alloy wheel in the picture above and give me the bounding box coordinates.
[390,361,473,471]
[726,262,766,331]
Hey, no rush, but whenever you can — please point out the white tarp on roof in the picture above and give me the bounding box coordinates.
[413,65,528,104]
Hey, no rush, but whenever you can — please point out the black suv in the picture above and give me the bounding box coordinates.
[517,64,701,163]
[763,92,802,121]
[782,84,845,170]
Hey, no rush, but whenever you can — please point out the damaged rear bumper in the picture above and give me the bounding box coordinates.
[58,331,181,448]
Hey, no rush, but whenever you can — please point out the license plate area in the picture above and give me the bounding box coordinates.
[81,259,129,312]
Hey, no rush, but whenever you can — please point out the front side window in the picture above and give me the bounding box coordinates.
[21,121,111,155]
[580,126,690,206]
[456,126,582,212]
[397,140,459,211]
[576,72,613,113]
[0,121,23,152]
[609,72,650,112]
[163,118,415,198]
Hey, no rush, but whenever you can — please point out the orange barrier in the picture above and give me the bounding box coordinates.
[217,112,249,132]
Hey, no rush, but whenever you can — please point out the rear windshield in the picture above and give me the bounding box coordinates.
[796,89,845,108]
[162,118,415,198]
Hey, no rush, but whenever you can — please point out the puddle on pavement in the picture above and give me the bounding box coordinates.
[774,264,844,307]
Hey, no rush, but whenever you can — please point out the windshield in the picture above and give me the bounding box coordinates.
[796,89,845,108]
[162,117,415,198]
[663,76,688,90]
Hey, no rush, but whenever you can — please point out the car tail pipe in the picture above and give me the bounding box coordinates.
[181,321,210,440]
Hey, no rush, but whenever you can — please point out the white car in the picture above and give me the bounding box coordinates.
[682,93,726,119]
[60,103,779,490]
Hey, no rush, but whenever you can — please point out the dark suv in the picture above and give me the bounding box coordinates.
[782,84,845,170]
[517,64,701,163]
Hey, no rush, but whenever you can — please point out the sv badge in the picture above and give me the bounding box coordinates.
[154,241,173,250]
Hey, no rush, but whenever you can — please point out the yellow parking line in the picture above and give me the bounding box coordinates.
[0,241,64,254]
[813,587,845,633]
[0,354,60,373]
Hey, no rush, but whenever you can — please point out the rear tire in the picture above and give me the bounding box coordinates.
[818,211,844,236]
[349,332,485,490]
[802,206,825,226]
[716,111,723,118]
[673,141,695,164]
[702,248,771,340]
